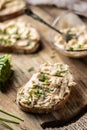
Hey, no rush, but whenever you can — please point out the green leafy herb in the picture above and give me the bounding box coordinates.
[0,109,24,121]
[21,128,27,130]
[16,37,21,41]
[28,67,34,72]
[27,42,32,46]
[27,32,30,37]
[33,85,49,92]
[2,29,7,34]
[0,120,14,130]
[30,85,50,98]
[0,38,12,46]
[0,117,19,124]
[44,86,49,92]
[51,51,56,59]
[0,55,13,91]
[0,38,4,43]
[69,47,74,51]
[50,55,55,59]
[56,70,67,77]
[44,79,49,83]
[35,90,43,97]
[78,44,83,49]
[7,25,15,29]
[39,72,49,82]
[33,85,42,89]
[6,39,12,45]
[31,85,43,97]
[27,98,32,105]
[0,29,2,34]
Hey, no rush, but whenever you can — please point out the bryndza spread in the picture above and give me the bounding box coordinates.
[54,25,87,51]
[17,63,76,113]
[0,21,40,48]
[0,0,10,10]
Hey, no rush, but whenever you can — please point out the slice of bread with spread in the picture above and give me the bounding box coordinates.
[17,63,76,113]
[0,21,40,53]
[0,0,26,21]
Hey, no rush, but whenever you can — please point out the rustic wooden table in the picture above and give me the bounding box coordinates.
[0,5,87,130]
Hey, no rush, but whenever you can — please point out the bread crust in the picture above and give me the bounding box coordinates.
[0,41,40,54]
[17,86,71,113]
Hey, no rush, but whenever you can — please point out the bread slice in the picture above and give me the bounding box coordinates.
[17,63,76,113]
[0,0,26,21]
[0,21,40,53]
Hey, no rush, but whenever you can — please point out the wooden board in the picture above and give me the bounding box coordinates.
[0,5,87,130]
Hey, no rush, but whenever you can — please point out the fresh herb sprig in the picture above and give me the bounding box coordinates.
[0,109,24,130]
[0,55,13,91]
[32,85,49,98]
[0,120,14,130]
[56,70,67,77]
[0,117,19,124]
[35,90,43,97]
[39,72,49,82]
[0,109,24,121]
[28,67,34,72]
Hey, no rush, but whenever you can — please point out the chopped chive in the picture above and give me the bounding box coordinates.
[27,42,32,46]
[28,67,34,72]
[0,109,24,121]
[35,90,43,97]
[45,80,49,83]
[21,128,27,130]
[27,98,32,105]
[16,37,21,40]
[44,87,49,92]
[78,44,82,49]
[56,70,67,77]
[69,47,74,51]
[39,72,48,82]
[0,120,14,130]
[0,118,19,124]
[50,51,56,59]
[50,55,55,59]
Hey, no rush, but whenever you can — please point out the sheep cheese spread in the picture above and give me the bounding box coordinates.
[0,0,9,10]
[54,25,87,51]
[0,21,40,49]
[18,63,76,110]
[0,0,24,10]
[0,0,20,10]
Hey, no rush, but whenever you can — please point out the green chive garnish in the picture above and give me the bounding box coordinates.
[39,72,49,82]
[0,118,19,124]
[28,67,34,72]
[56,70,67,77]
[0,109,24,121]
[69,47,74,51]
[0,120,14,130]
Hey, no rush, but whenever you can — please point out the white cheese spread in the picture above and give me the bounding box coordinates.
[18,63,76,109]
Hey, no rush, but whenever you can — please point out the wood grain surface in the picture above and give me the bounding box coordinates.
[0,4,87,130]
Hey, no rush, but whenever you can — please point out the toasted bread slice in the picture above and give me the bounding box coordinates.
[0,0,26,21]
[0,21,40,53]
[17,63,76,113]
